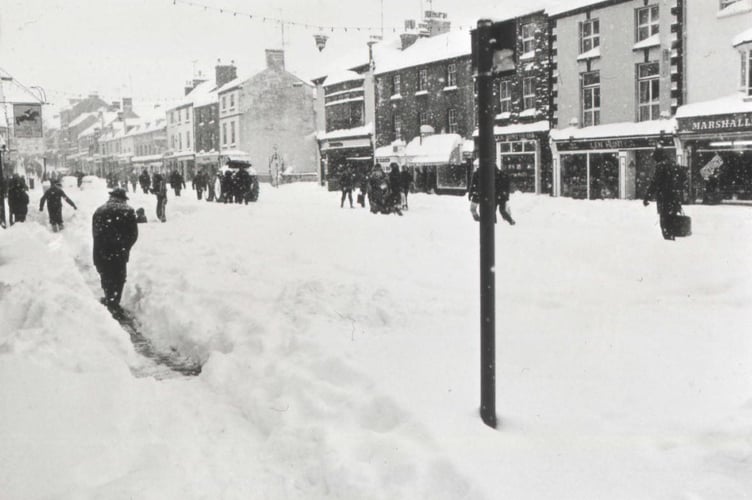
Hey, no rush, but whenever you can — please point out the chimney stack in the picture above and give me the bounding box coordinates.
[122,97,133,113]
[400,20,419,50]
[215,59,238,87]
[265,49,285,71]
[111,101,121,110]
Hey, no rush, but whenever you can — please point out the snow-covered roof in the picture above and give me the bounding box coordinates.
[375,30,471,75]
[473,120,551,138]
[720,0,752,19]
[125,118,166,137]
[487,2,548,23]
[68,111,100,128]
[550,118,676,141]
[374,140,406,159]
[546,0,620,17]
[676,93,752,119]
[404,133,463,165]
[322,70,364,88]
[317,123,373,141]
[733,27,752,48]
[167,80,216,110]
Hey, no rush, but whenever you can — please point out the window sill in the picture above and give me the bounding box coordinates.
[577,46,601,61]
[443,86,458,92]
[520,50,536,61]
[633,34,661,51]
[390,94,403,101]
[414,90,429,96]
[496,112,511,120]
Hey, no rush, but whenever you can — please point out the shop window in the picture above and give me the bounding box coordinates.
[418,69,428,91]
[636,5,659,42]
[589,153,619,199]
[582,71,600,126]
[637,61,660,121]
[448,108,458,134]
[522,77,535,110]
[561,155,588,198]
[580,19,600,53]
[499,80,512,113]
[392,74,401,95]
[521,23,536,55]
[446,63,457,87]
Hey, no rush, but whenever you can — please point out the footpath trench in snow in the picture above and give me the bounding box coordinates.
[1,176,751,499]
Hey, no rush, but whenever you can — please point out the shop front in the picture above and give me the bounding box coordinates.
[550,120,677,200]
[490,120,552,195]
[405,133,467,195]
[317,126,373,191]
[163,152,195,178]
[676,96,752,204]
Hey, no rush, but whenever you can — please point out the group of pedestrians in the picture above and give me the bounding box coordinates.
[338,163,412,215]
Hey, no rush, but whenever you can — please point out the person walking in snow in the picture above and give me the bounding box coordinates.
[495,167,516,225]
[151,173,168,222]
[643,144,684,240]
[400,165,412,210]
[169,170,186,197]
[388,163,403,216]
[192,169,207,200]
[129,170,138,192]
[7,175,29,225]
[339,166,354,208]
[139,169,151,194]
[39,180,77,232]
[92,188,138,309]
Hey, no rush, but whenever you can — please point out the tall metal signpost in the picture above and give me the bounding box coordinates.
[473,19,498,429]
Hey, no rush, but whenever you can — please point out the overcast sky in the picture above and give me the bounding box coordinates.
[0,0,550,117]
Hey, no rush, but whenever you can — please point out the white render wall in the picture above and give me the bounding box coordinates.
[685,1,752,103]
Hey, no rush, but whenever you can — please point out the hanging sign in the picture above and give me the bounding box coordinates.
[13,103,43,138]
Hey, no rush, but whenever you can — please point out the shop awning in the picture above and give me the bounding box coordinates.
[316,123,372,141]
[405,133,463,165]
[550,119,676,142]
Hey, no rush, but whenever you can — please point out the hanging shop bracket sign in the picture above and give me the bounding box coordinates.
[678,112,752,134]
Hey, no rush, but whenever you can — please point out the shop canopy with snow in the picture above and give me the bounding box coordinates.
[374,140,407,167]
[404,133,468,193]
[676,93,752,203]
[549,118,677,201]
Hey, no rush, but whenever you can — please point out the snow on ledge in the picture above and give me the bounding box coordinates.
[550,119,677,141]
[414,90,429,96]
[519,50,536,61]
[719,0,752,19]
[316,123,373,141]
[390,94,403,101]
[676,93,752,119]
[733,27,752,47]
[443,85,458,92]
[633,34,661,51]
[577,46,601,61]
[473,120,550,137]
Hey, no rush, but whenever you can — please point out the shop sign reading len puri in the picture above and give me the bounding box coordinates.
[13,103,43,138]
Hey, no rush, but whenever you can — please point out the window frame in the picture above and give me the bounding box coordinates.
[418,69,428,91]
[499,79,512,113]
[522,77,536,110]
[579,18,600,53]
[635,5,660,42]
[521,23,536,54]
[222,122,227,145]
[230,121,236,144]
[582,71,601,127]
[392,74,401,95]
[447,108,458,134]
[446,63,457,87]
[393,113,402,139]
[637,61,661,121]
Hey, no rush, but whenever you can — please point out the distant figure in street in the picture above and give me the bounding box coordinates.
[135,207,147,223]
[192,169,207,200]
[495,167,516,225]
[92,188,138,309]
[39,180,77,232]
[169,170,186,196]
[7,175,29,225]
[151,173,168,222]
[221,170,234,203]
[339,166,354,208]
[129,171,138,192]
[139,169,151,194]
[400,165,412,210]
[388,163,403,216]
[643,145,684,240]
[75,171,85,189]
[207,170,218,202]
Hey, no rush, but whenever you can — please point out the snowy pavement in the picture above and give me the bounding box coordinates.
[1,177,751,499]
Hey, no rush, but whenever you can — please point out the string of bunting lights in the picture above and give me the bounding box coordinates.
[171,0,473,33]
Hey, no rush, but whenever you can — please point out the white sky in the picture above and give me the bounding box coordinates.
[0,0,536,117]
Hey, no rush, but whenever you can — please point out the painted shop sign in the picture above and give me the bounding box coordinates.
[556,136,672,151]
[678,112,752,133]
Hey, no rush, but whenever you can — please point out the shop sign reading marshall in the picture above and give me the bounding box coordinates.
[13,103,43,138]
[677,112,752,134]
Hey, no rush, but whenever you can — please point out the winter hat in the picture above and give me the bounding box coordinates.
[109,187,129,200]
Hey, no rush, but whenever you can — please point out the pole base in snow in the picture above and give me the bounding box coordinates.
[480,408,497,429]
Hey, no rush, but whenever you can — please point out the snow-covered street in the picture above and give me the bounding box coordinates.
[1,178,752,499]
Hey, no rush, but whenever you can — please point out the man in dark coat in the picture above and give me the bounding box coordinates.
[92,188,138,309]
[139,169,151,194]
[495,167,516,225]
[643,145,684,240]
[388,164,403,215]
[39,180,77,232]
[192,170,207,200]
[339,166,354,208]
[169,170,186,196]
[7,175,29,225]
[400,166,412,210]
[221,170,234,203]
[152,173,168,222]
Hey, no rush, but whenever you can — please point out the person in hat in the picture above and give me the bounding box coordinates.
[92,187,139,310]
[643,144,684,240]
[39,179,77,232]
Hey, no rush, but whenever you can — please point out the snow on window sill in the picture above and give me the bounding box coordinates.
[519,108,537,118]
[495,112,511,120]
[577,46,601,61]
[633,33,661,51]
[390,94,403,101]
[443,85,458,92]
[414,90,429,96]
[718,0,752,18]
[520,50,535,61]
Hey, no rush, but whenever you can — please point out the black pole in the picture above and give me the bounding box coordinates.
[475,19,497,429]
